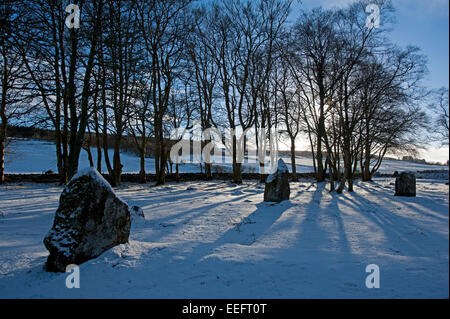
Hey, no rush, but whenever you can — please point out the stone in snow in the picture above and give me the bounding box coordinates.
[43,167,131,272]
[394,172,416,197]
[264,159,290,202]
[130,205,145,223]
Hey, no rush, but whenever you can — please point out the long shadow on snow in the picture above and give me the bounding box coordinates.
[123,182,262,210]
[356,180,449,222]
[341,188,448,257]
[169,200,295,262]
[293,182,353,257]
[131,192,264,243]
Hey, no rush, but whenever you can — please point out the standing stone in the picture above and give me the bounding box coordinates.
[43,167,131,272]
[394,172,416,197]
[264,159,290,202]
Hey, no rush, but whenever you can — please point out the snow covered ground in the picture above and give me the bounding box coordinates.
[5,138,449,175]
[0,178,448,298]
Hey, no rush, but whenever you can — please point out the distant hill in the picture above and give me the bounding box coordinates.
[5,138,449,176]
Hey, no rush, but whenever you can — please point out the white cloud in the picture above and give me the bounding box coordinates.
[419,146,449,164]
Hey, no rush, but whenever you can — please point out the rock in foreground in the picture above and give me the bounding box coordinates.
[394,172,416,197]
[43,167,131,272]
[264,159,290,202]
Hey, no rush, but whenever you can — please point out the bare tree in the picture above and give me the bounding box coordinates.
[187,7,220,180]
[289,8,340,184]
[14,0,72,184]
[137,0,193,185]
[358,46,428,181]
[65,0,105,179]
[19,0,106,181]
[126,79,154,184]
[207,0,291,183]
[428,87,449,146]
[0,1,34,184]
[274,57,302,181]
[100,0,143,186]
[166,80,194,182]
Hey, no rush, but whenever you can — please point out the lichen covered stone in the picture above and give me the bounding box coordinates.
[43,167,131,272]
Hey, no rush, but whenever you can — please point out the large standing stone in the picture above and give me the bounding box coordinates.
[394,172,416,197]
[43,167,131,272]
[264,159,290,202]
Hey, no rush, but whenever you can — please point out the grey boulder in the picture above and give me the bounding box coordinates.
[43,167,131,272]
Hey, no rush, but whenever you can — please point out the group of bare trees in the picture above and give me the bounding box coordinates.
[280,3,432,192]
[1,0,446,191]
[1,2,35,184]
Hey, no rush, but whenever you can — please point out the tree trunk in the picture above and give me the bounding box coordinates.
[362,149,372,182]
[61,128,69,184]
[232,134,242,184]
[316,148,325,182]
[316,92,326,182]
[67,1,103,180]
[328,157,335,192]
[0,56,6,184]
[233,163,243,184]
[156,149,166,185]
[336,167,347,194]
[349,155,358,192]
[203,137,212,180]
[85,146,94,167]
[102,132,113,176]
[307,130,317,175]
[54,129,64,185]
[205,163,212,180]
[259,162,265,183]
[348,177,354,192]
[290,137,298,181]
[0,122,6,185]
[362,118,372,182]
[85,128,94,168]
[112,135,122,186]
[94,110,102,173]
[154,142,160,185]
[337,149,351,194]
[154,121,166,186]
[139,145,146,184]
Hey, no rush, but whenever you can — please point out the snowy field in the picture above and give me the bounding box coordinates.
[5,138,449,175]
[0,178,448,298]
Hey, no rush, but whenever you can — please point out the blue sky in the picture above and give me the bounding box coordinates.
[289,0,449,162]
